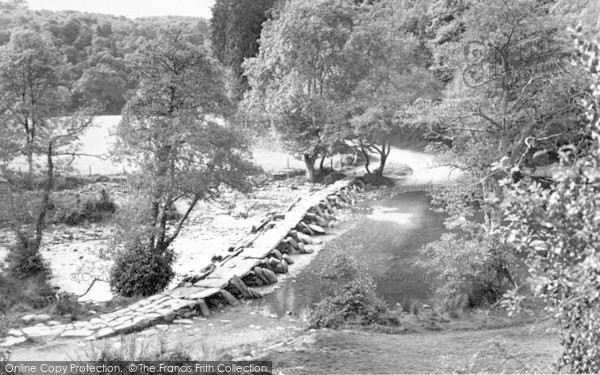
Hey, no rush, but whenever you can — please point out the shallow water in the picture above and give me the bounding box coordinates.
[254,191,445,318]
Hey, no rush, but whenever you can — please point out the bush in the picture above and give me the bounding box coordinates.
[0,271,55,313]
[358,173,395,187]
[419,233,514,311]
[309,279,388,329]
[53,292,88,320]
[4,235,50,279]
[50,189,117,226]
[321,171,347,185]
[308,252,395,329]
[109,235,175,297]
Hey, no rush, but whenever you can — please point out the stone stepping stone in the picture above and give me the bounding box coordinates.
[0,336,27,347]
[21,325,66,338]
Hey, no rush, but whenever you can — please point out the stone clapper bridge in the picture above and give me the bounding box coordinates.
[1,178,364,345]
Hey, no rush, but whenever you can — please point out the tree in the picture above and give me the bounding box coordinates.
[73,64,127,114]
[243,0,359,182]
[502,26,600,372]
[345,0,441,178]
[210,0,275,99]
[0,30,66,187]
[0,104,91,278]
[407,0,583,311]
[112,29,257,296]
[418,0,586,234]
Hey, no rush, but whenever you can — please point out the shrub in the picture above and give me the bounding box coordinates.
[0,271,55,313]
[4,235,50,279]
[498,28,600,373]
[50,189,117,226]
[308,252,395,329]
[321,171,347,185]
[419,233,514,312]
[109,235,175,297]
[359,173,395,187]
[309,279,388,329]
[53,292,88,320]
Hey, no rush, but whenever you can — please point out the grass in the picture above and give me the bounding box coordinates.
[262,322,560,374]
[0,272,56,314]
[85,335,194,362]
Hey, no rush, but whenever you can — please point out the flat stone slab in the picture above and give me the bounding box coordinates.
[0,336,27,347]
[21,325,66,338]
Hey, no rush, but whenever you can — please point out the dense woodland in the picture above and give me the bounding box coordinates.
[0,1,210,114]
[2,0,600,371]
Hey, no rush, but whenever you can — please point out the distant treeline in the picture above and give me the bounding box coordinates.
[0,1,210,114]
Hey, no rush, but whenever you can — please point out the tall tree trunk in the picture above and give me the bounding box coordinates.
[375,143,390,179]
[319,155,326,171]
[26,140,34,189]
[34,142,53,250]
[360,146,371,174]
[150,145,171,250]
[303,153,317,182]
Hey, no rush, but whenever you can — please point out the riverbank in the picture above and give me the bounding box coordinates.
[258,320,560,374]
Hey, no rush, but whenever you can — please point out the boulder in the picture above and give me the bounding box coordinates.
[283,254,294,265]
[220,290,241,306]
[308,224,326,235]
[197,299,211,317]
[243,271,264,287]
[271,249,283,260]
[262,268,278,284]
[273,260,286,274]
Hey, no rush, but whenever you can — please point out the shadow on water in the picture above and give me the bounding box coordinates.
[253,191,445,318]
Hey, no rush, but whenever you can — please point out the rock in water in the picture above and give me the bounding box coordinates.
[261,268,278,284]
[283,254,294,265]
[308,224,326,235]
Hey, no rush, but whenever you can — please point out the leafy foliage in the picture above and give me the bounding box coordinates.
[344,0,440,177]
[243,0,359,181]
[309,252,392,329]
[112,28,257,296]
[210,0,275,99]
[110,234,175,297]
[420,233,514,311]
[0,3,210,115]
[49,190,116,226]
[501,26,600,372]
[4,234,50,279]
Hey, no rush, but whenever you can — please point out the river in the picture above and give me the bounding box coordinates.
[254,190,445,319]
